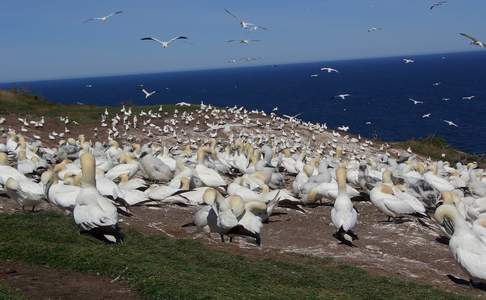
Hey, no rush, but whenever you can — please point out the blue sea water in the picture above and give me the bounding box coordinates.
[2,51,486,154]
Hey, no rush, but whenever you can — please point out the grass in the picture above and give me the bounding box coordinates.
[0,212,475,300]
[0,89,197,123]
[0,284,24,300]
[395,136,486,168]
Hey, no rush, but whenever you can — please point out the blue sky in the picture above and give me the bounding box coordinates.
[1,0,485,82]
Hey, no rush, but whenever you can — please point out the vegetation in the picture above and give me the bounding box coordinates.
[0,89,196,123]
[0,212,474,300]
[0,284,24,300]
[395,136,486,168]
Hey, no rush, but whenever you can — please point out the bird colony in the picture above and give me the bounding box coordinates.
[1,101,486,286]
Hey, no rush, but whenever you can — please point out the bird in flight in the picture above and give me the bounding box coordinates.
[432,82,441,87]
[409,98,424,105]
[444,120,459,127]
[272,107,279,112]
[141,36,188,48]
[367,27,382,33]
[225,9,268,31]
[335,94,351,100]
[141,89,156,99]
[442,97,451,101]
[176,102,191,107]
[84,11,123,23]
[459,33,486,48]
[310,74,319,78]
[430,1,447,10]
[462,95,476,100]
[337,125,350,132]
[283,113,302,121]
[321,67,339,73]
[226,39,261,45]
[403,58,415,64]
[422,113,432,118]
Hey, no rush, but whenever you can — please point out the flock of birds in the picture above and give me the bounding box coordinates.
[1,101,486,286]
[2,1,486,291]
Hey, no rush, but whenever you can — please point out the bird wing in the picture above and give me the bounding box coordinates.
[256,25,269,30]
[106,10,123,18]
[460,33,479,43]
[224,8,240,21]
[83,17,98,23]
[168,36,188,44]
[226,40,237,43]
[141,37,164,45]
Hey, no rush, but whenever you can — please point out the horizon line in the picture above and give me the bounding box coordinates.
[1,49,481,85]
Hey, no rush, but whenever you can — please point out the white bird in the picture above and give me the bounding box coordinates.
[175,102,191,107]
[226,39,261,45]
[224,9,268,31]
[272,107,278,112]
[442,97,451,101]
[331,167,358,245]
[444,120,459,127]
[84,11,123,23]
[367,27,382,32]
[337,125,350,132]
[310,74,319,78]
[335,94,350,100]
[435,204,486,285]
[430,1,447,10]
[460,33,486,48]
[141,36,188,48]
[462,96,476,100]
[282,113,302,122]
[422,113,432,118]
[321,67,339,73]
[403,58,415,64]
[74,153,122,243]
[433,82,441,86]
[409,98,424,105]
[141,89,156,99]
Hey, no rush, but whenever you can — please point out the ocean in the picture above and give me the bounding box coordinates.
[2,51,486,154]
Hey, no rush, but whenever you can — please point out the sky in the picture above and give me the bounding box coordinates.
[1,0,485,82]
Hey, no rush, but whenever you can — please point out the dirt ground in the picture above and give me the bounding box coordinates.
[0,260,140,300]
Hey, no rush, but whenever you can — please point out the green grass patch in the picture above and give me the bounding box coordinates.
[395,136,486,168]
[0,89,197,123]
[0,212,474,299]
[0,284,24,300]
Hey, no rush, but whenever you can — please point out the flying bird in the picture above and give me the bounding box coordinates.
[226,39,261,45]
[283,113,302,121]
[321,67,339,73]
[84,11,123,23]
[462,95,476,100]
[442,97,451,101]
[272,107,279,112]
[422,113,432,118]
[141,89,156,99]
[367,27,382,32]
[409,98,424,105]
[444,120,458,127]
[176,102,191,107]
[224,9,268,31]
[335,94,351,100]
[430,1,447,10]
[432,82,441,86]
[403,58,415,64]
[459,33,486,48]
[310,74,319,78]
[141,36,188,48]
